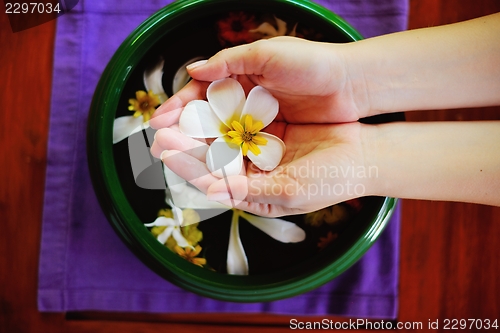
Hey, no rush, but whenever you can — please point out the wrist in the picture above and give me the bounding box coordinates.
[358,123,384,197]
[335,41,382,119]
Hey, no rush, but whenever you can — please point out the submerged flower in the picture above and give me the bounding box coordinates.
[344,198,363,212]
[217,11,259,46]
[179,78,285,177]
[250,16,297,38]
[227,209,306,275]
[128,90,160,122]
[305,204,349,227]
[317,231,338,250]
[174,245,207,267]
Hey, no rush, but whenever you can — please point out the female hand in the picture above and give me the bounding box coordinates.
[149,37,368,131]
[151,121,372,217]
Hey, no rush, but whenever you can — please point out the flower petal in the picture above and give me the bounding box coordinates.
[179,100,226,138]
[275,16,288,35]
[170,204,184,226]
[240,86,278,128]
[252,134,267,145]
[240,211,306,243]
[227,211,248,275]
[171,228,190,248]
[247,141,261,156]
[207,78,245,128]
[113,115,149,144]
[172,56,204,94]
[192,245,202,256]
[247,132,285,171]
[144,216,176,227]
[206,137,243,177]
[143,57,168,103]
[157,227,174,244]
[249,22,278,37]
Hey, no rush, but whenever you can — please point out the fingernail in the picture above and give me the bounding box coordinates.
[160,150,169,161]
[186,59,208,71]
[207,191,231,201]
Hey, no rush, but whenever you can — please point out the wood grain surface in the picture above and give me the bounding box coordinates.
[1,1,499,332]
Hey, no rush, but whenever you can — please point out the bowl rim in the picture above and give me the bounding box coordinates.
[87,0,397,302]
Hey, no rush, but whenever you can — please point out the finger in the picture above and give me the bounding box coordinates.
[209,193,302,217]
[161,150,218,194]
[206,174,295,207]
[187,40,272,82]
[151,79,210,121]
[149,107,182,130]
[151,128,208,161]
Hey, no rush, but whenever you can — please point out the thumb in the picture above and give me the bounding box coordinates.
[186,58,229,81]
[187,41,269,81]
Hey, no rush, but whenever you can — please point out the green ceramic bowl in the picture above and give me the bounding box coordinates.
[88,0,398,302]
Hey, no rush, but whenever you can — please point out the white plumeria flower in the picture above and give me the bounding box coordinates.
[161,166,305,275]
[179,78,285,177]
[143,215,190,248]
[227,209,306,275]
[250,16,297,38]
[113,56,203,144]
[113,57,167,144]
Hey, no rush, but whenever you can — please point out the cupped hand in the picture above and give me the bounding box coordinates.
[151,121,371,217]
[149,37,367,130]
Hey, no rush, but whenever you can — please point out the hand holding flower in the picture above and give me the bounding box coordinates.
[178,78,285,177]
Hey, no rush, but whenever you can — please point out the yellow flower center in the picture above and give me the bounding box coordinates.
[241,131,254,142]
[128,90,160,122]
[226,115,267,156]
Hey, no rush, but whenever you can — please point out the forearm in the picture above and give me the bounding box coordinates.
[363,121,500,206]
[342,13,500,117]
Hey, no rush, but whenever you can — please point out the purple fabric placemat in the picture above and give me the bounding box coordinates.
[39,0,408,318]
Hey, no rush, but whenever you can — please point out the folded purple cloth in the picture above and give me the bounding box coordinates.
[39,0,408,318]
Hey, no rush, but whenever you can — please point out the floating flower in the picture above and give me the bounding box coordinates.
[227,209,306,275]
[165,213,203,251]
[113,56,202,144]
[217,11,260,46]
[128,90,160,121]
[179,78,285,177]
[113,57,167,144]
[145,215,190,247]
[160,168,306,275]
[250,16,297,38]
[174,245,207,267]
[144,205,191,248]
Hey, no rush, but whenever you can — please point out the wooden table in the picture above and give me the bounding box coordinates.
[2,1,499,332]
